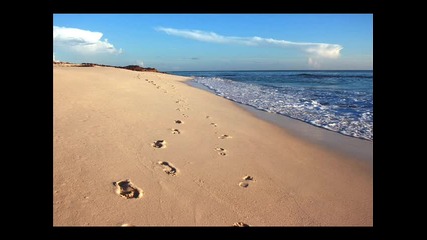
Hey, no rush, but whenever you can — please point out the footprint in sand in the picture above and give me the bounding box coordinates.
[239,175,254,188]
[158,161,178,176]
[171,129,181,134]
[121,223,135,227]
[152,140,166,148]
[215,147,227,156]
[233,222,249,227]
[218,134,232,139]
[210,123,217,127]
[113,179,143,199]
[182,114,189,118]
[175,120,183,124]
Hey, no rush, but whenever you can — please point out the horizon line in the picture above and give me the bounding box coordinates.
[165,69,373,72]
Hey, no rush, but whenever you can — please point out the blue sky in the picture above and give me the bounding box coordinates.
[53,14,372,71]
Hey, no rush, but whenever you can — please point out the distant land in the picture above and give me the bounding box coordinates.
[53,61,162,73]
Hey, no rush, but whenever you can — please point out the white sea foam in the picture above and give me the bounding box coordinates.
[193,76,373,140]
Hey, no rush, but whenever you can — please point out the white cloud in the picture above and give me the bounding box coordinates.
[157,27,231,44]
[157,27,343,65]
[305,44,342,58]
[53,26,122,54]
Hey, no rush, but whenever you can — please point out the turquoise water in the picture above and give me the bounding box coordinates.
[169,70,373,141]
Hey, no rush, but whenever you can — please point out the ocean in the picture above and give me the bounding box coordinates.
[169,70,373,141]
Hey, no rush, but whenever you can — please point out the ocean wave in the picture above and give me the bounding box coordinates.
[294,73,373,79]
[193,76,373,141]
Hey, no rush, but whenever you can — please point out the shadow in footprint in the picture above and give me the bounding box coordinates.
[218,134,232,139]
[243,175,254,181]
[210,123,217,127]
[175,120,183,124]
[239,175,254,188]
[113,179,143,199]
[158,161,177,176]
[233,222,249,227]
[215,147,227,156]
[171,129,181,134]
[152,140,166,148]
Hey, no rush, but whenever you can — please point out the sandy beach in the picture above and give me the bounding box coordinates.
[53,66,373,226]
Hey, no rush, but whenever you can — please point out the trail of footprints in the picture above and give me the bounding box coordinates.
[144,78,168,93]
[114,78,252,226]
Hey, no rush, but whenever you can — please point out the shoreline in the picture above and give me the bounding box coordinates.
[186,79,373,164]
[54,66,373,226]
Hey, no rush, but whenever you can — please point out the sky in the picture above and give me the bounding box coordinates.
[53,14,373,71]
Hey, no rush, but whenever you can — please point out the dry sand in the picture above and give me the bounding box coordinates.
[53,66,373,226]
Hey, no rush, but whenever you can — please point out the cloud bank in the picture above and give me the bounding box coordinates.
[53,26,122,54]
[157,27,343,66]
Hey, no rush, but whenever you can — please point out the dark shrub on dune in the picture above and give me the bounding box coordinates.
[121,65,158,72]
[80,63,96,67]
[54,61,161,72]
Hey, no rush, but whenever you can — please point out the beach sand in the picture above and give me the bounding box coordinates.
[53,66,373,226]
